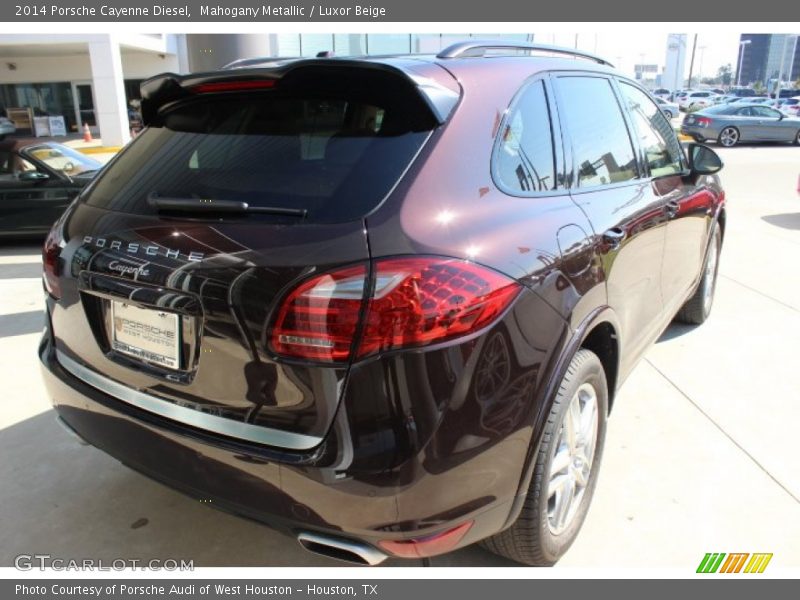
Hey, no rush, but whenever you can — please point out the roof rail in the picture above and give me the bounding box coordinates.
[223,56,301,69]
[436,40,614,67]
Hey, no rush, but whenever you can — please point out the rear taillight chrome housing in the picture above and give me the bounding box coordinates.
[42,227,63,299]
[269,257,522,363]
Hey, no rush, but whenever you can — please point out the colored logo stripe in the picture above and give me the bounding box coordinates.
[697,553,726,573]
[697,552,773,573]
[720,553,749,573]
[744,553,773,573]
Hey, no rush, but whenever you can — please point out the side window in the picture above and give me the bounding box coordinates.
[556,76,638,188]
[752,106,780,118]
[493,80,556,194]
[619,83,684,178]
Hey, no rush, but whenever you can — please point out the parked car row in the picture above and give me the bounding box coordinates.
[654,87,800,115]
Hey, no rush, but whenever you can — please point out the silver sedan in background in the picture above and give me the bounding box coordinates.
[681,103,800,147]
[655,97,680,120]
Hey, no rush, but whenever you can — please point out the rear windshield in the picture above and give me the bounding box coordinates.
[84,78,434,222]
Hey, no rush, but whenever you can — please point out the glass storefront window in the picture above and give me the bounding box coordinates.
[0,82,77,133]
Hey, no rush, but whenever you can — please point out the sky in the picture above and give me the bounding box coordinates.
[541,32,742,81]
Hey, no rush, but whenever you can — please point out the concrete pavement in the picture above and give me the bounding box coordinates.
[1,143,798,569]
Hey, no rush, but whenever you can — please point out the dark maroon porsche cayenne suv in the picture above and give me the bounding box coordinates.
[39,41,725,566]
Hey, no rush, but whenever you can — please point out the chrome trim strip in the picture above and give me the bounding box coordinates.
[55,350,323,451]
[297,532,387,566]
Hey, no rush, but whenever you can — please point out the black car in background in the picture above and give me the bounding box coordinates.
[0,139,102,237]
[39,41,726,566]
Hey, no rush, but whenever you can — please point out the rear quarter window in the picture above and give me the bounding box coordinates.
[492,80,557,195]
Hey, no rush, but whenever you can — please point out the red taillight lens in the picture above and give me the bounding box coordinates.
[696,117,712,127]
[357,257,521,358]
[270,265,367,362]
[378,521,473,559]
[42,228,62,299]
[191,79,276,94]
[269,258,521,363]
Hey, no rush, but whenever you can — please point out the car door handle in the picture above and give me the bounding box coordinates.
[665,200,680,218]
[602,227,626,250]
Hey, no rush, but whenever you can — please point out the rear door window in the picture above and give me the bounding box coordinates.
[555,76,638,188]
[83,78,435,223]
[493,80,557,194]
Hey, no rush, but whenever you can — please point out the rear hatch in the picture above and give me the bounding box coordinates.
[48,62,456,449]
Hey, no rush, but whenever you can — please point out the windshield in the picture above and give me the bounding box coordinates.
[84,85,435,223]
[25,143,102,177]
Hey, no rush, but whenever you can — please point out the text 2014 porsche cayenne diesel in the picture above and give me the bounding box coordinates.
[39,41,725,566]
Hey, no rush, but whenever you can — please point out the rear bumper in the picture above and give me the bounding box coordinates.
[39,313,523,560]
[680,124,717,140]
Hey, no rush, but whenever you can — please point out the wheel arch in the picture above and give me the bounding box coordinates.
[500,305,621,532]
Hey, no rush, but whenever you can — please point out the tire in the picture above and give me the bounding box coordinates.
[676,226,721,325]
[663,110,673,120]
[718,126,739,147]
[793,130,800,146]
[481,349,608,566]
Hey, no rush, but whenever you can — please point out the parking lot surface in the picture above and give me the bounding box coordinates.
[1,143,798,568]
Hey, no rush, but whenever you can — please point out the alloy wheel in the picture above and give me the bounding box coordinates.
[547,382,599,535]
[719,127,739,147]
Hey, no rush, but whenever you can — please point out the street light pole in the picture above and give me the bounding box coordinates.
[737,39,752,87]
[687,34,698,88]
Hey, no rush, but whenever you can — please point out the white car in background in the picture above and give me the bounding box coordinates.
[775,97,800,116]
[679,91,717,111]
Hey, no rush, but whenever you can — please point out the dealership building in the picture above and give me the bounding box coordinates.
[0,33,532,147]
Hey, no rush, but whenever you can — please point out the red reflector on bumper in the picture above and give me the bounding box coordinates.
[378,521,473,559]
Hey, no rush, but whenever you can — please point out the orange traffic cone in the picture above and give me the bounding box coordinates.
[82,122,92,143]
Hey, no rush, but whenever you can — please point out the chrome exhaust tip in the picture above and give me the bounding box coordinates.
[297,532,387,566]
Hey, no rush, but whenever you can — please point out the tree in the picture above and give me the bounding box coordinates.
[753,80,766,94]
[717,64,732,87]
[795,78,800,90]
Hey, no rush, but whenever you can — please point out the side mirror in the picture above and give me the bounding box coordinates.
[686,143,723,175]
[18,171,50,183]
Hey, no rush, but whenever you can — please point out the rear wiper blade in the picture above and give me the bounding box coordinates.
[147,193,307,218]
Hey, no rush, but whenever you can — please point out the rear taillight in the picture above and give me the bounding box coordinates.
[269,257,521,363]
[270,265,367,362]
[696,117,712,127]
[358,257,521,358]
[42,228,62,299]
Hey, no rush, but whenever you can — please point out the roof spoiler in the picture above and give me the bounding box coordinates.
[140,60,460,126]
